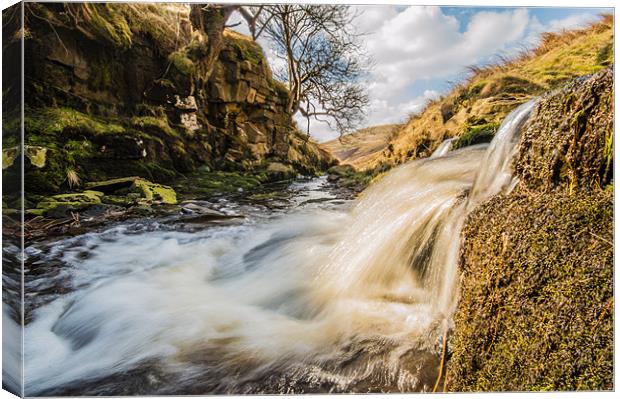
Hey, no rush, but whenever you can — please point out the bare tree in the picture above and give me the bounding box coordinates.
[190,4,370,136]
[254,5,370,135]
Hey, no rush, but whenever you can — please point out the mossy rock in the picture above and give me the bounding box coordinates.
[85,176,177,204]
[25,107,124,137]
[515,67,613,192]
[453,122,499,150]
[35,190,104,217]
[85,176,141,193]
[132,179,177,204]
[168,50,195,76]
[265,162,296,181]
[50,190,104,203]
[449,189,613,391]
[131,116,178,138]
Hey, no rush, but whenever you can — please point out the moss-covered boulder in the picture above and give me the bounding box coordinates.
[265,162,296,181]
[452,122,499,150]
[132,179,177,204]
[448,68,614,391]
[35,190,104,217]
[85,176,141,193]
[85,176,177,204]
[515,67,613,192]
[449,190,613,391]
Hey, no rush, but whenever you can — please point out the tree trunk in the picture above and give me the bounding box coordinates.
[189,4,235,83]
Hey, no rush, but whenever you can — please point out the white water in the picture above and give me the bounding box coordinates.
[15,100,535,395]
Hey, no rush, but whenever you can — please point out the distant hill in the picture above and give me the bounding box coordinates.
[322,124,401,170]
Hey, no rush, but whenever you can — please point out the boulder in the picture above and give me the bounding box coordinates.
[265,162,295,181]
[85,176,141,193]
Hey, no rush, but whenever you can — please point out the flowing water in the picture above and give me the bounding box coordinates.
[3,100,535,396]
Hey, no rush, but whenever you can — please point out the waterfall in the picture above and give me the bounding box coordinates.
[19,100,536,395]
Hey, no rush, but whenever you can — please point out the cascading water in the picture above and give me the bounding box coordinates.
[7,100,535,395]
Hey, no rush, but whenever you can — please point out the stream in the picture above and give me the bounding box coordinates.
[3,101,535,396]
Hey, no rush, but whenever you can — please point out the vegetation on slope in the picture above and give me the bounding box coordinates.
[323,124,401,170]
[447,67,613,392]
[368,15,613,168]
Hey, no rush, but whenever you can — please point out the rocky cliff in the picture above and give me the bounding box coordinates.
[2,3,334,200]
[447,68,613,391]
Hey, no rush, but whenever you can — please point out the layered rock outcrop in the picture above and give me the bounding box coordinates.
[3,3,333,197]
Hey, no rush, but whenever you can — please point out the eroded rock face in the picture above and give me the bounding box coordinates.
[10,3,334,196]
[448,69,614,391]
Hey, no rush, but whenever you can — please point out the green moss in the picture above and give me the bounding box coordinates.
[26,107,124,137]
[132,178,177,204]
[80,3,133,48]
[168,50,195,76]
[224,34,264,65]
[449,190,613,392]
[174,170,266,199]
[35,190,104,216]
[131,116,178,138]
[449,67,614,392]
[516,68,613,191]
[49,190,103,204]
[116,3,187,51]
[63,140,95,162]
[453,122,499,150]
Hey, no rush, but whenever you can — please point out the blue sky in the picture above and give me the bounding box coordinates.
[232,6,611,141]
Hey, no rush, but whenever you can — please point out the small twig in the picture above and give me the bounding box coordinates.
[591,297,613,333]
[433,327,449,393]
[589,231,613,246]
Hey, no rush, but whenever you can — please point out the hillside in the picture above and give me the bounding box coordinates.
[354,15,613,170]
[322,124,400,169]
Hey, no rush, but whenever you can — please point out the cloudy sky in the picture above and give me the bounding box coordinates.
[231,6,609,142]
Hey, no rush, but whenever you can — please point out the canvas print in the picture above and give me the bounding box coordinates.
[1,1,614,396]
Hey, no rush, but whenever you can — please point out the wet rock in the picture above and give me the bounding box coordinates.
[85,177,141,193]
[35,190,105,217]
[132,179,177,204]
[265,162,295,181]
[180,202,225,216]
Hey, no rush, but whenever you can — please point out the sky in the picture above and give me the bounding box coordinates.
[230,6,611,142]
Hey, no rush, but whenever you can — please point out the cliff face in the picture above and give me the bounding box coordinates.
[3,3,333,196]
[447,68,613,391]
